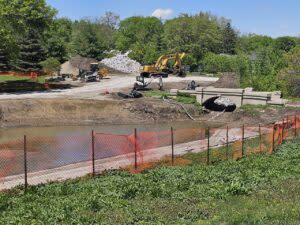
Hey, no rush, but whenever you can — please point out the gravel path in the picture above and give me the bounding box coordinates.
[0,75,218,100]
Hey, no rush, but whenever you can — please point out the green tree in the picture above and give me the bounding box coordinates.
[221,22,238,54]
[40,57,61,75]
[0,48,10,71]
[0,0,56,33]
[274,36,296,52]
[45,18,72,63]
[236,35,274,54]
[279,46,300,96]
[99,11,120,49]
[70,19,110,60]
[0,0,56,69]
[163,13,223,63]
[115,16,163,63]
[242,47,284,91]
[16,30,46,72]
[0,22,15,71]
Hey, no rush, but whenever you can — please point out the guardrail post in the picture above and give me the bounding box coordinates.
[134,128,138,170]
[207,127,210,165]
[171,127,174,165]
[23,135,28,191]
[91,130,95,176]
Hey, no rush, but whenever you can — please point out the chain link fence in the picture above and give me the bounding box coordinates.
[0,114,299,191]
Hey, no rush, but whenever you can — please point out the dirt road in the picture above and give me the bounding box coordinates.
[0,75,218,100]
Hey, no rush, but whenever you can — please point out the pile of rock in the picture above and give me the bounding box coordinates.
[101,52,141,74]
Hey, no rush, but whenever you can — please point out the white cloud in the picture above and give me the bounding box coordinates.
[151,8,173,19]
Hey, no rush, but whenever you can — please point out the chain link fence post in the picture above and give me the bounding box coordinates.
[226,126,229,160]
[259,124,262,152]
[171,127,174,165]
[207,127,210,165]
[23,135,28,191]
[295,115,297,138]
[242,125,245,157]
[134,128,138,170]
[272,124,275,153]
[91,130,95,177]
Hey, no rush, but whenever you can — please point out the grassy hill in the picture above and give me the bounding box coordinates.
[0,140,300,224]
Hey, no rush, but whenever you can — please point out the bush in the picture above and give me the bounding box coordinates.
[40,57,61,75]
[202,53,237,73]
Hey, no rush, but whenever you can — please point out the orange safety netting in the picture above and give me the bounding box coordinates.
[261,125,274,155]
[244,126,261,156]
[296,115,300,137]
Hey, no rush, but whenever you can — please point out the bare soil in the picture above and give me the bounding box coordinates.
[0,98,201,128]
[0,96,299,128]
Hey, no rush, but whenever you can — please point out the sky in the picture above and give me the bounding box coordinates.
[46,0,300,37]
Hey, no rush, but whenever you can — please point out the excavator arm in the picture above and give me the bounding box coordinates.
[141,52,186,78]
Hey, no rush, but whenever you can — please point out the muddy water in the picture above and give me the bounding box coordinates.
[0,121,212,177]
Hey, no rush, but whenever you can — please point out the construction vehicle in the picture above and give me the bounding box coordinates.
[141,53,187,78]
[79,63,109,82]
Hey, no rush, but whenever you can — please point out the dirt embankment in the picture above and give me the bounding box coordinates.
[0,98,201,128]
[0,97,299,128]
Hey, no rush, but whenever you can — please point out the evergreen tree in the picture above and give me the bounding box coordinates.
[222,22,237,54]
[16,30,45,72]
[0,47,10,71]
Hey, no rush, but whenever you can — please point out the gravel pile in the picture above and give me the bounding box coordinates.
[100,52,141,74]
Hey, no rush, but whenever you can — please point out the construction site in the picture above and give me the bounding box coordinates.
[0,50,299,190]
[1,1,300,223]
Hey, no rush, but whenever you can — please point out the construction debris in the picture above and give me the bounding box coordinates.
[101,51,141,74]
[117,90,143,99]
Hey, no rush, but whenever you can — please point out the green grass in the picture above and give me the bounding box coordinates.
[239,104,282,117]
[0,75,30,82]
[144,91,203,112]
[0,75,45,84]
[1,140,300,224]
[287,97,300,103]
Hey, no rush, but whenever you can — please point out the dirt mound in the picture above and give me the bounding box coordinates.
[213,72,240,88]
[69,56,97,71]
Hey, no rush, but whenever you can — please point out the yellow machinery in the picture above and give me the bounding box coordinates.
[98,67,109,79]
[141,53,186,78]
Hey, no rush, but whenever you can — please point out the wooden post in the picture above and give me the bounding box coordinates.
[91,130,95,176]
[23,135,28,191]
[134,128,138,170]
[207,127,210,165]
[171,127,174,165]
[226,126,229,160]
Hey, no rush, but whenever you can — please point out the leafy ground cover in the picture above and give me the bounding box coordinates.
[0,140,300,224]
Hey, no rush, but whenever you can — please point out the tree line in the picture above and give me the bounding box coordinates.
[0,0,299,96]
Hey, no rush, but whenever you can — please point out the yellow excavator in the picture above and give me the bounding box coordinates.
[141,52,187,78]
